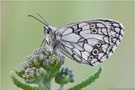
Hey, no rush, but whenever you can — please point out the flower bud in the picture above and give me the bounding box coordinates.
[16,62,29,78]
[55,67,75,84]
[16,47,66,86]
[23,67,47,84]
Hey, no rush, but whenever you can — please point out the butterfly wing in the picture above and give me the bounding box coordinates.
[55,19,124,66]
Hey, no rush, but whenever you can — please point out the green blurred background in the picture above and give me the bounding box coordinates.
[1,1,134,90]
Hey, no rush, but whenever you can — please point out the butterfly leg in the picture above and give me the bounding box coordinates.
[39,38,46,47]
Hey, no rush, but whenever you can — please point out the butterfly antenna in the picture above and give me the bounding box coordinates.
[28,15,49,28]
[36,13,49,26]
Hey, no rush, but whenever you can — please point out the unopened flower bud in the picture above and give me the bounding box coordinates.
[22,67,47,84]
[55,67,75,84]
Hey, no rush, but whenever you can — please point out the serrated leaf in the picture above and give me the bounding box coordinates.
[11,71,43,90]
[68,65,103,90]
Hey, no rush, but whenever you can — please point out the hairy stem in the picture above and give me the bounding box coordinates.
[37,80,47,90]
[59,84,64,90]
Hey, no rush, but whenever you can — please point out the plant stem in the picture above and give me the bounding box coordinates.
[48,80,52,90]
[38,80,46,90]
[47,69,58,82]
[59,84,64,90]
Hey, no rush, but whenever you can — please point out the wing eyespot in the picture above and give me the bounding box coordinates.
[96,42,102,47]
[55,19,124,66]
[90,24,95,28]
[91,29,98,34]
[92,48,99,56]
[89,55,94,60]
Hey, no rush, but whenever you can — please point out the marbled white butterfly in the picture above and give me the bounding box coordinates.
[29,15,124,66]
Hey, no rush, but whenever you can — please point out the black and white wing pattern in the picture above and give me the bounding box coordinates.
[55,19,124,66]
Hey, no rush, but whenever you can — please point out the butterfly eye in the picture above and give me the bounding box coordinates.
[47,30,50,34]
[44,27,51,34]
[92,49,99,55]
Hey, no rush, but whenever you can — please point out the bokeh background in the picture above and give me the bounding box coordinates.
[1,1,134,90]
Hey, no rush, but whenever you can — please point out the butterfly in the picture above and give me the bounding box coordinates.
[28,15,124,66]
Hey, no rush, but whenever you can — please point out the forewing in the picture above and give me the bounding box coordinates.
[55,19,124,66]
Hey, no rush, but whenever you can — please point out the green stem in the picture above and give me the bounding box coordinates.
[47,69,58,82]
[47,81,52,90]
[37,79,52,90]
[37,80,46,89]
[59,84,64,90]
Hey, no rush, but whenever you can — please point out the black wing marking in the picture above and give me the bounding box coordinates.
[55,19,124,66]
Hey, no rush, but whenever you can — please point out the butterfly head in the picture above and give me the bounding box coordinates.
[44,26,51,43]
[44,26,52,35]
[44,26,56,47]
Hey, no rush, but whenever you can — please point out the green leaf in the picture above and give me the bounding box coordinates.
[11,71,43,90]
[68,65,103,90]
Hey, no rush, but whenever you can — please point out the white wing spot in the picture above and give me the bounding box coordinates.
[112,38,117,43]
[111,31,116,37]
[72,25,77,30]
[63,28,73,35]
[62,41,73,48]
[80,30,90,35]
[66,47,73,55]
[72,43,84,51]
[98,53,104,59]
[113,23,119,27]
[82,25,90,30]
[96,23,105,27]
[84,44,93,52]
[79,22,88,27]
[101,28,108,35]
[62,33,81,42]
[90,59,97,65]
[74,55,81,62]
[87,39,98,45]
[102,44,108,52]
[121,29,124,35]
[80,33,104,40]
[81,51,89,60]
[73,48,81,56]
[119,36,123,41]
[103,37,109,43]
